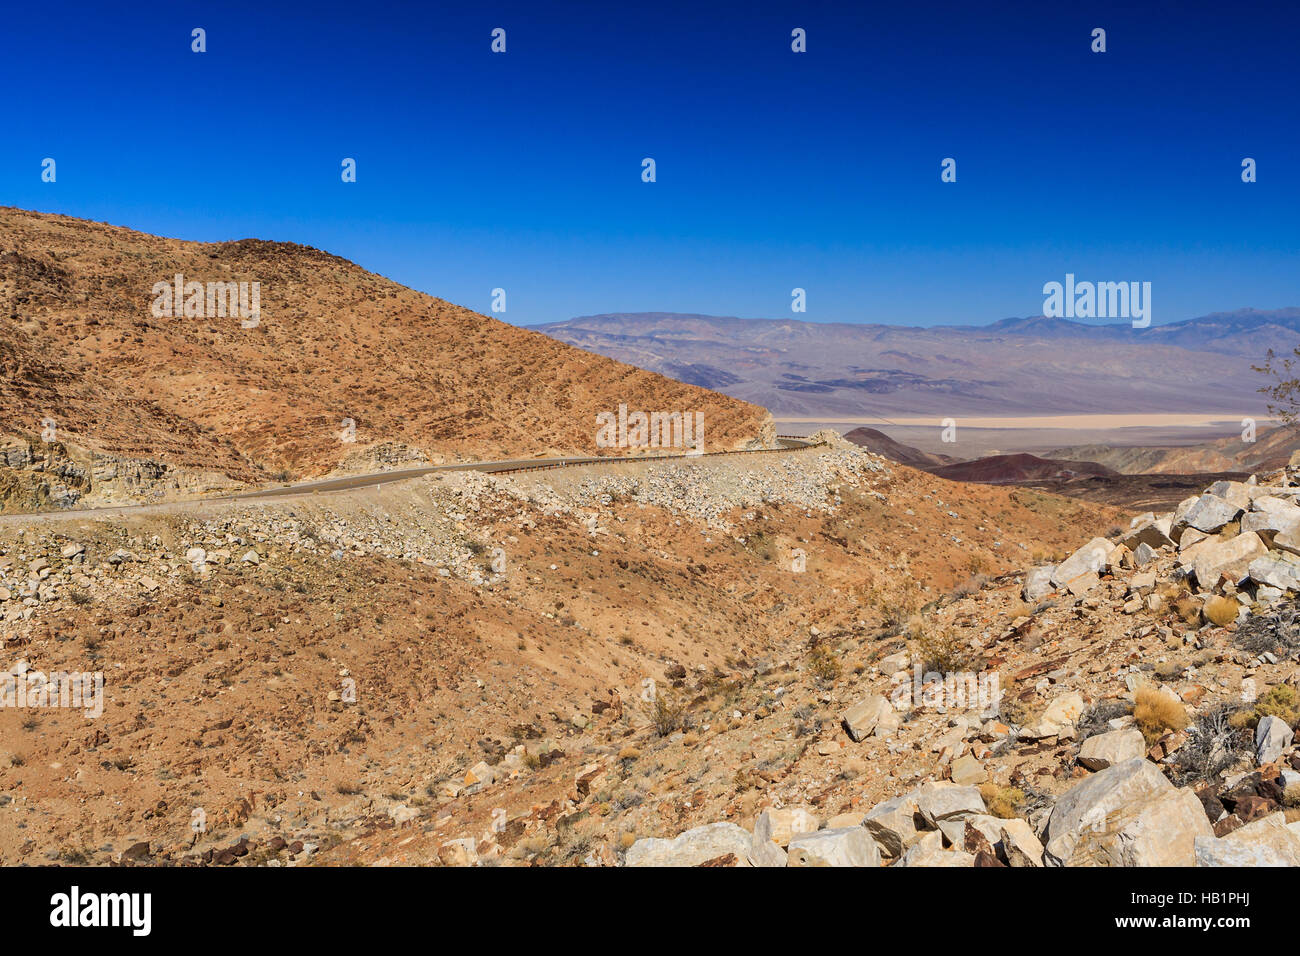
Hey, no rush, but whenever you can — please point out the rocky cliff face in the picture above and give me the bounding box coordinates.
[0,437,242,512]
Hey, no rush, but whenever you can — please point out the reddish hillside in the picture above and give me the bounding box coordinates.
[0,207,773,492]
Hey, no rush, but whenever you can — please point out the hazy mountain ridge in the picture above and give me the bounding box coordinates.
[536,310,1295,418]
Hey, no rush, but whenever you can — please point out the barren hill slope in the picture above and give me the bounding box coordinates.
[1049,424,1300,477]
[842,427,957,469]
[0,208,771,507]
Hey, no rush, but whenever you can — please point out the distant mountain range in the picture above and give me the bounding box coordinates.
[534,309,1300,418]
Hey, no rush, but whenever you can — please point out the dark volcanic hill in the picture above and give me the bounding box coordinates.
[929,453,1117,484]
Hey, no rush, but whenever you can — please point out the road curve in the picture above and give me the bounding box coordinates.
[3,437,820,520]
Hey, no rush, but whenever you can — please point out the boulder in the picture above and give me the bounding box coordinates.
[1191,532,1266,589]
[916,781,986,827]
[1241,508,1300,541]
[438,838,479,867]
[999,819,1045,867]
[1177,494,1243,534]
[1051,538,1112,588]
[1256,716,1293,765]
[1025,691,1085,738]
[1273,524,1300,558]
[841,694,895,742]
[1248,552,1300,591]
[1205,480,1253,509]
[1077,728,1146,771]
[786,827,881,867]
[863,791,921,856]
[753,806,820,848]
[748,835,788,868]
[1121,522,1174,551]
[625,822,756,867]
[1063,571,1100,596]
[1196,812,1300,866]
[1022,565,1056,602]
[897,830,975,867]
[950,754,986,786]
[1249,495,1300,515]
[1044,758,1212,866]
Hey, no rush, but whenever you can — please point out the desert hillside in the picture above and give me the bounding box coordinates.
[0,208,771,509]
[0,438,1129,865]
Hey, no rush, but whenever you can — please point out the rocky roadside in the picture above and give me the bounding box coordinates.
[429,457,1300,868]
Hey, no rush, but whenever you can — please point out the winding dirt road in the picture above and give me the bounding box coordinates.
[2,438,818,522]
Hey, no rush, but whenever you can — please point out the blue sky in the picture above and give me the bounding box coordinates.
[3,0,1296,327]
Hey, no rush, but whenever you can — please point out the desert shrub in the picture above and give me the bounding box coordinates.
[1154,659,1183,680]
[979,784,1026,819]
[642,691,685,737]
[1253,684,1300,726]
[914,629,974,673]
[1003,598,1034,621]
[1203,595,1239,627]
[1170,703,1250,787]
[949,574,989,600]
[1234,600,1300,656]
[1075,699,1133,740]
[998,690,1034,728]
[807,645,840,683]
[1173,595,1201,626]
[1133,685,1189,745]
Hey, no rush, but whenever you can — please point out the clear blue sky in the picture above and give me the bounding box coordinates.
[3,0,1296,327]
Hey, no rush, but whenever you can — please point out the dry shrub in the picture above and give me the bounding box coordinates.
[1253,684,1300,726]
[998,689,1035,727]
[979,784,1026,819]
[642,691,685,737]
[1173,595,1201,626]
[914,629,974,673]
[1170,703,1250,787]
[1203,595,1239,627]
[1133,685,1189,745]
[1004,599,1034,621]
[807,645,841,683]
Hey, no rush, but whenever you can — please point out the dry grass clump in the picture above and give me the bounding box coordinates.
[979,783,1026,819]
[1203,595,1239,627]
[1173,594,1202,626]
[1133,685,1188,744]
